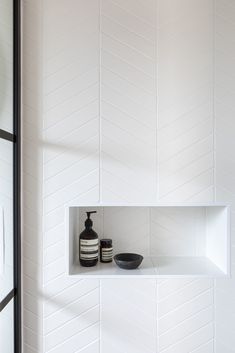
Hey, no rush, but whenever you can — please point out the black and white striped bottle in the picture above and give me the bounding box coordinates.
[79,211,98,267]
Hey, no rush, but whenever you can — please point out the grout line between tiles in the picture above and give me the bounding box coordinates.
[156,279,159,353]
[213,2,217,352]
[99,0,102,205]
[99,2,102,352]
[99,279,102,353]
[155,0,159,204]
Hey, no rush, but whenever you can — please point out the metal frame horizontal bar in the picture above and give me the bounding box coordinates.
[0,289,16,313]
[0,129,16,143]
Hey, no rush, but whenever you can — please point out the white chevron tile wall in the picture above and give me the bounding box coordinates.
[22,0,235,352]
[157,279,214,353]
[215,1,235,352]
[101,0,157,203]
[42,1,100,353]
[156,1,215,352]
[157,0,215,202]
[101,279,157,353]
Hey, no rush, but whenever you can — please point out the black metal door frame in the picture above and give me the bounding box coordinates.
[0,0,21,352]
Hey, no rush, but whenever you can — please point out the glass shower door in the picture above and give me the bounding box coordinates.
[0,138,14,352]
[0,0,21,352]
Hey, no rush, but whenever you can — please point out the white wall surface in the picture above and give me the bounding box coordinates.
[22,0,234,352]
[22,0,43,351]
[215,0,235,352]
[101,0,157,203]
[157,0,214,202]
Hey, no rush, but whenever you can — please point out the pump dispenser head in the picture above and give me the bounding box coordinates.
[85,211,96,228]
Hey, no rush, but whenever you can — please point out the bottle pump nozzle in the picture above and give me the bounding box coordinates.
[85,211,97,228]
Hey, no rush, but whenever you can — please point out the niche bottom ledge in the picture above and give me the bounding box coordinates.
[69,256,226,279]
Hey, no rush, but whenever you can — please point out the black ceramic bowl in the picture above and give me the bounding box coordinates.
[114,253,143,270]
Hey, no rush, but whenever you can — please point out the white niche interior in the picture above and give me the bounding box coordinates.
[66,204,230,278]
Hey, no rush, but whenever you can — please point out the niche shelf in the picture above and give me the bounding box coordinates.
[66,204,230,278]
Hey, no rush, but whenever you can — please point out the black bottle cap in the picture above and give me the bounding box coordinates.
[100,239,112,246]
[85,211,97,228]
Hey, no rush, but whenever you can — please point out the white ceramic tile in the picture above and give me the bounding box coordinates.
[101,15,155,58]
[100,279,157,353]
[157,278,214,353]
[45,323,100,353]
[157,0,214,203]
[45,306,99,352]
[44,287,99,335]
[158,286,214,335]
[44,171,99,214]
[101,34,155,76]
[159,323,214,353]
[44,84,99,130]
[23,1,101,352]
[159,306,214,351]
[44,118,99,163]
[150,207,206,256]
[22,0,235,352]
[101,0,157,204]
[157,279,213,318]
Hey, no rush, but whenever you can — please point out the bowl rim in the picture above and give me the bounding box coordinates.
[113,253,143,262]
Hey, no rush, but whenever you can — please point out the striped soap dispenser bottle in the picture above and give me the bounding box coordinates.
[79,211,98,267]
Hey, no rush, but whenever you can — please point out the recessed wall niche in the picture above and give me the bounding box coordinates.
[66,204,230,278]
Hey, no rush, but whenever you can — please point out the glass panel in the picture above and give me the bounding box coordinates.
[0,138,13,301]
[0,0,13,133]
[0,298,14,353]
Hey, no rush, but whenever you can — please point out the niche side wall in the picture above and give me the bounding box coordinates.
[22,1,216,353]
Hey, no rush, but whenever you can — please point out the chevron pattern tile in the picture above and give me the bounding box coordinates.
[101,0,157,203]
[155,2,215,352]
[157,279,214,353]
[150,207,206,256]
[157,0,214,202]
[215,1,235,352]
[21,0,226,352]
[101,279,157,353]
[42,1,101,352]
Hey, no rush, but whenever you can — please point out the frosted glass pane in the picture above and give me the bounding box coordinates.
[0,138,13,301]
[0,0,13,132]
[0,298,13,353]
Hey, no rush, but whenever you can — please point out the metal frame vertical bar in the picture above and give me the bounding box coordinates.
[13,0,21,352]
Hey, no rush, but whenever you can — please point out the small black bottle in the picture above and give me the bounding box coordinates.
[100,239,113,263]
[79,211,98,267]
